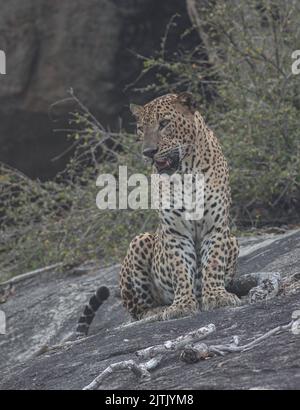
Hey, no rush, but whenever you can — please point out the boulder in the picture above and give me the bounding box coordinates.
[0,229,300,390]
[0,0,193,178]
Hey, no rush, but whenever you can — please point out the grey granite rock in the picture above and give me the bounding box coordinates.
[0,0,192,178]
[0,229,300,390]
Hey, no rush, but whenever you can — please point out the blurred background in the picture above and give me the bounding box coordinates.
[0,0,194,179]
[0,0,299,279]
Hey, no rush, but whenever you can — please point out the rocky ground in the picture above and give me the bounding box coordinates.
[0,229,300,390]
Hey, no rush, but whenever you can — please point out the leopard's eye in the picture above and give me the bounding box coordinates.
[159,119,170,130]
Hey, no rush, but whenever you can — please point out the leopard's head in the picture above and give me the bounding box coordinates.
[130,92,198,174]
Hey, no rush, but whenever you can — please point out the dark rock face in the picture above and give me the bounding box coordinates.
[0,0,193,179]
[0,229,300,390]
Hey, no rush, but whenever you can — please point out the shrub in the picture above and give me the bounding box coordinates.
[1,1,300,279]
[0,91,157,280]
[134,0,300,226]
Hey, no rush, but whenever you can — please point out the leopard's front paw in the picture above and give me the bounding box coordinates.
[161,300,199,320]
[202,289,241,311]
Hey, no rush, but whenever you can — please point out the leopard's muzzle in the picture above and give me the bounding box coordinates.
[153,149,180,174]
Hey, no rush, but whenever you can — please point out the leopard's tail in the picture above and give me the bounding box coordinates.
[76,286,110,336]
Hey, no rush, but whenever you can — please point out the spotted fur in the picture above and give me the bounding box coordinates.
[77,92,240,335]
[121,92,240,320]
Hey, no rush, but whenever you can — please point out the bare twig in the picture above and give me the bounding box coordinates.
[136,324,216,359]
[181,312,299,364]
[81,324,214,390]
[0,263,63,287]
[82,356,162,390]
[34,339,83,356]
[83,308,300,389]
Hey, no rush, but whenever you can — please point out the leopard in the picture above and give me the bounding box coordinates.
[76,92,240,336]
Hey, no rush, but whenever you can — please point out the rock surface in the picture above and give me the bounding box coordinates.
[0,0,194,178]
[0,229,300,390]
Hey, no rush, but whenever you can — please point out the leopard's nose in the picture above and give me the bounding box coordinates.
[143,147,158,158]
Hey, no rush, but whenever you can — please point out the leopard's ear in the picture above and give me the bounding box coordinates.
[176,92,197,113]
[130,103,144,118]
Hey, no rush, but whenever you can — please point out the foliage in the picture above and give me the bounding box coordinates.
[0,91,157,280]
[134,0,300,226]
[1,0,300,279]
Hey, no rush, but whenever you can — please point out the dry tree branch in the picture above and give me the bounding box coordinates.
[0,263,63,287]
[81,325,215,390]
[136,324,216,359]
[82,356,163,391]
[186,0,219,66]
[181,311,300,364]
[81,310,300,390]
[68,88,106,133]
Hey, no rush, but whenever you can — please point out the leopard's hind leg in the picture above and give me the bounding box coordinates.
[120,233,164,320]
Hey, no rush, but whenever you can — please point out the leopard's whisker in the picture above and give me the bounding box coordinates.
[155,144,193,161]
